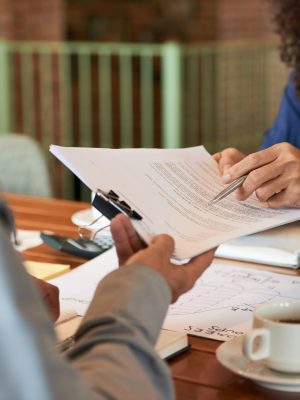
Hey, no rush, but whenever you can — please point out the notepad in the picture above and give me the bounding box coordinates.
[155,329,189,360]
[24,260,70,280]
[215,221,300,269]
[56,312,188,360]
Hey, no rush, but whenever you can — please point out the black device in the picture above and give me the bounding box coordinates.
[40,232,114,260]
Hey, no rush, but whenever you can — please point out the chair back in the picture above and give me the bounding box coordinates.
[0,134,52,197]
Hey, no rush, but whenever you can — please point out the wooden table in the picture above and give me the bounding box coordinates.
[5,193,300,400]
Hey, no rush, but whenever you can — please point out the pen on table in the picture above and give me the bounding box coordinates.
[208,175,248,206]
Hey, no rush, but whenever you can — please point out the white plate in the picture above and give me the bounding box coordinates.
[71,208,110,232]
[216,335,300,392]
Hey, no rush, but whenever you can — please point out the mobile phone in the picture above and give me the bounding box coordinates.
[40,232,114,259]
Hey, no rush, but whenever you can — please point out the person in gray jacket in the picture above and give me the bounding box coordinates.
[0,198,214,400]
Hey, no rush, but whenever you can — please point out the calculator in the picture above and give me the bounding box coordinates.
[41,232,114,259]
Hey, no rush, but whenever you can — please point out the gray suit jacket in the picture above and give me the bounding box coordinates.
[0,201,174,400]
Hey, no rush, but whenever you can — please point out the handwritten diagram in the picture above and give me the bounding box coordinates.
[164,263,300,341]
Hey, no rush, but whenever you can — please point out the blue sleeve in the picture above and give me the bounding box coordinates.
[261,71,300,149]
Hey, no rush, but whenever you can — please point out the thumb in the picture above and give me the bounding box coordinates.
[150,234,175,259]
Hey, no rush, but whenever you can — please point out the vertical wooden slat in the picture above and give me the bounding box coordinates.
[59,46,74,198]
[21,50,35,138]
[78,49,92,147]
[186,51,199,147]
[161,43,182,148]
[99,51,113,148]
[40,51,54,148]
[140,50,154,148]
[119,50,133,147]
[0,41,11,133]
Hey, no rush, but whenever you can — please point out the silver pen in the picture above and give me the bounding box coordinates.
[208,175,248,205]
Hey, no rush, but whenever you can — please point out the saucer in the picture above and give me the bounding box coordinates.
[216,335,300,392]
[71,208,110,232]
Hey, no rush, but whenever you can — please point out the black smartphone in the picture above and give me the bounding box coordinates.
[40,232,114,259]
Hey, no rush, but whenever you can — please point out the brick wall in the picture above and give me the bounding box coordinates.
[0,0,276,43]
[0,0,64,40]
[66,0,275,43]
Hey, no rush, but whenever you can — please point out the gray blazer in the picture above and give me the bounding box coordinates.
[0,200,174,399]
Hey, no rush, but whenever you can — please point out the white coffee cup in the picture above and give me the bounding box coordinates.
[243,301,300,373]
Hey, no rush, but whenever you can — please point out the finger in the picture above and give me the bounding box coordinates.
[150,234,175,260]
[212,152,221,162]
[110,214,144,264]
[185,248,215,280]
[267,184,300,208]
[218,156,238,174]
[254,174,289,203]
[234,162,284,201]
[223,146,279,184]
[178,249,215,292]
[43,285,60,321]
[124,234,175,269]
[31,277,60,321]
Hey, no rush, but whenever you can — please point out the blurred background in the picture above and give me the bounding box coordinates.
[0,0,290,200]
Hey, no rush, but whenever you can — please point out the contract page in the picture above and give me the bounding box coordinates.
[50,145,300,259]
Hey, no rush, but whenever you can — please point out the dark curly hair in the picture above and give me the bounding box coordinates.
[270,0,300,97]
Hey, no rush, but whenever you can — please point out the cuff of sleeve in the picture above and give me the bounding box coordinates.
[79,264,171,344]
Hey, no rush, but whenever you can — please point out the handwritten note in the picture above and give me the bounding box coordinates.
[163,262,300,341]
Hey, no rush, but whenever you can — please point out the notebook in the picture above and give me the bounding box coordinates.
[155,329,189,360]
[215,221,300,269]
[55,312,188,360]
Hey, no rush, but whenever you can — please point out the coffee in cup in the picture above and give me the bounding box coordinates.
[243,301,300,373]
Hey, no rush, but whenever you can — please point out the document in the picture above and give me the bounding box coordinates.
[163,262,300,341]
[50,145,300,259]
[49,248,118,315]
[50,250,300,342]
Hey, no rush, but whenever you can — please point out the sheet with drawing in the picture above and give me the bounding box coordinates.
[50,145,300,260]
[49,250,300,342]
[163,262,300,341]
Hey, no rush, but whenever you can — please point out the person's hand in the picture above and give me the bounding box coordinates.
[31,276,60,321]
[110,214,215,302]
[213,148,245,175]
[222,142,300,208]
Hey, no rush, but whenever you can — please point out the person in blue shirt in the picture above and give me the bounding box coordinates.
[215,0,300,209]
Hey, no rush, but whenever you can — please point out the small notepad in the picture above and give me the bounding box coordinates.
[155,329,189,360]
[24,260,70,280]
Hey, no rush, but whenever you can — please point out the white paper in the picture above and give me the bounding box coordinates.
[163,262,300,341]
[50,248,300,342]
[50,145,300,259]
[49,248,118,315]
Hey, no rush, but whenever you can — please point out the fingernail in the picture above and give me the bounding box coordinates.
[222,173,231,183]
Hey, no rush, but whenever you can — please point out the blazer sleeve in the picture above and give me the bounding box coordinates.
[67,265,174,400]
[0,203,174,399]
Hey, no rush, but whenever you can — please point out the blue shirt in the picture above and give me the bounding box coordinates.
[261,72,300,149]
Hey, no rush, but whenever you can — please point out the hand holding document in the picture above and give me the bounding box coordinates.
[50,145,300,260]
